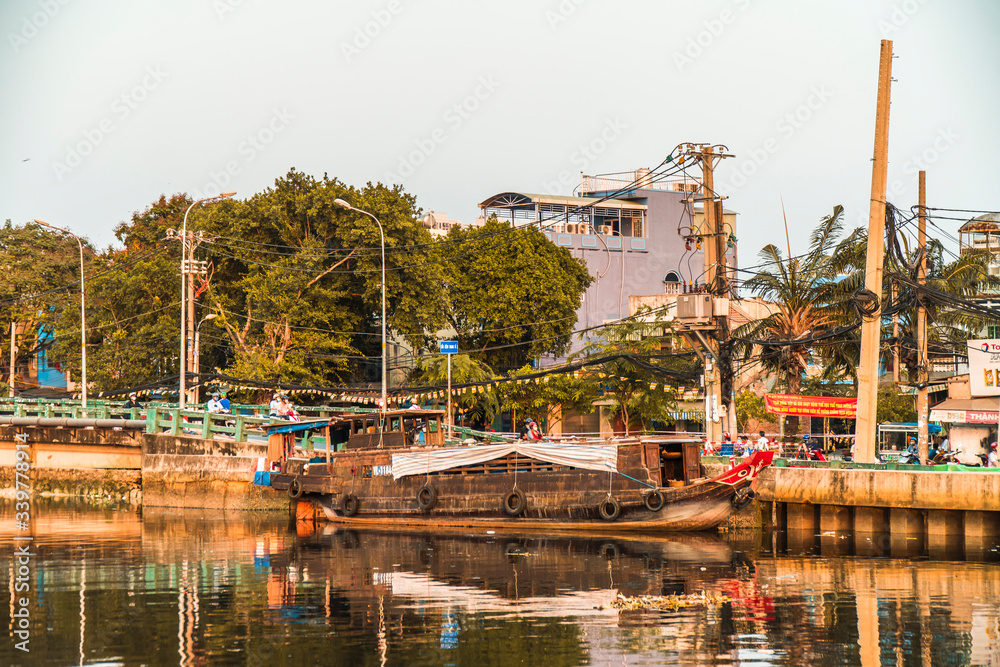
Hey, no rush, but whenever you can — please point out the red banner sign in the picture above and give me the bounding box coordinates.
[764,393,858,418]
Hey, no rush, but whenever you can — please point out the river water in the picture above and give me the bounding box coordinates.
[2,499,999,666]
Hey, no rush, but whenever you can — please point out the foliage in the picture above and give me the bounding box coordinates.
[497,366,598,433]
[573,309,696,436]
[876,386,916,423]
[734,390,768,434]
[197,170,448,398]
[439,216,593,373]
[1,220,94,391]
[412,353,499,427]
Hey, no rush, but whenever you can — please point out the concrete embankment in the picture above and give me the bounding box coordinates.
[0,425,142,503]
[141,433,286,511]
[0,425,285,511]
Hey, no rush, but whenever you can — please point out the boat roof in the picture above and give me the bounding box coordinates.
[266,409,446,434]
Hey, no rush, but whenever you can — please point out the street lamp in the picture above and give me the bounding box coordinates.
[34,219,87,410]
[179,192,235,409]
[333,198,387,418]
[194,313,218,403]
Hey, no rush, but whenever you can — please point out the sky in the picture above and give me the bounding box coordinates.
[2,0,998,267]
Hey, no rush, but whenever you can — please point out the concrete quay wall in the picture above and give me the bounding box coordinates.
[753,464,1000,540]
[141,434,286,511]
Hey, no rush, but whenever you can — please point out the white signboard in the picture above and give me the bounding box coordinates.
[967,339,1000,397]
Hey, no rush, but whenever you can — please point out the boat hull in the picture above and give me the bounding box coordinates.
[270,448,773,533]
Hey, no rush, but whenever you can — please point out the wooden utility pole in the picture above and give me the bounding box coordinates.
[855,39,894,464]
[916,170,929,462]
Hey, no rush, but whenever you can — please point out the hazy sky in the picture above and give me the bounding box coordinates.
[3,0,997,267]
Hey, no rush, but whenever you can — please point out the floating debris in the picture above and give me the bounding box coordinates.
[610,592,731,611]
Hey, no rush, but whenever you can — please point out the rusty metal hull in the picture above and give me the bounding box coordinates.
[270,445,773,533]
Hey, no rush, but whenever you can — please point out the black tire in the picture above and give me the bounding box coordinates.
[341,493,360,517]
[502,489,527,517]
[287,479,304,500]
[416,484,439,511]
[731,488,755,510]
[599,497,621,521]
[643,489,665,512]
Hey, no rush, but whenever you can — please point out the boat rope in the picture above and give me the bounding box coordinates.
[607,466,613,499]
[613,470,657,489]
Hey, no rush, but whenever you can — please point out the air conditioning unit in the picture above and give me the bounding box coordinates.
[676,294,713,322]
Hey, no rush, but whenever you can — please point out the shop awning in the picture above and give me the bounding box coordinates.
[930,397,1000,424]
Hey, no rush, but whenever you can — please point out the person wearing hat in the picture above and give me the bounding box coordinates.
[517,418,532,440]
[219,391,231,414]
[123,392,143,410]
[268,393,282,417]
[206,392,226,414]
[989,442,999,468]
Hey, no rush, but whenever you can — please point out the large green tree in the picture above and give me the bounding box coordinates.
[439,216,593,373]
[198,170,447,395]
[1,220,89,391]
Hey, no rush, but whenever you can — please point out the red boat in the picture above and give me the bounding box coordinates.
[263,410,774,532]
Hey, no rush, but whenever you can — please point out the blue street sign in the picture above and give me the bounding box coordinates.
[439,340,458,354]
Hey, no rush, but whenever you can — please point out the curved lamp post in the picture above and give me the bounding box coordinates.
[333,198,387,417]
[179,192,235,409]
[34,219,87,410]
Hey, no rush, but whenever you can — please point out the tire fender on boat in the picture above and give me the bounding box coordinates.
[643,489,665,512]
[416,484,439,511]
[598,497,621,521]
[341,493,360,517]
[731,488,756,510]
[288,479,304,500]
[502,489,527,517]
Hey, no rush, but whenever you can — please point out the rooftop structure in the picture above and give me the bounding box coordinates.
[419,211,482,238]
[479,169,738,349]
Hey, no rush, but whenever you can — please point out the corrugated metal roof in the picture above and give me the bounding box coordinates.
[480,192,647,211]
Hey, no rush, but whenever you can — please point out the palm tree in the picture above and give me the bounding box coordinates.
[733,206,847,434]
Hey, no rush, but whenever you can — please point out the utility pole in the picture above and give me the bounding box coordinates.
[916,170,929,462]
[678,143,733,444]
[892,282,899,385]
[855,39,894,464]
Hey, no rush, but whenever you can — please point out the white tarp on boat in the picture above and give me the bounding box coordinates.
[391,442,618,480]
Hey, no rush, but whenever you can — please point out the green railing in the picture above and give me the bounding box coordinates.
[0,397,508,447]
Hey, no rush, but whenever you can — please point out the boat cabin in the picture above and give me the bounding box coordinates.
[265,409,446,471]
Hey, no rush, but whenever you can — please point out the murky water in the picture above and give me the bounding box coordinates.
[2,499,1000,666]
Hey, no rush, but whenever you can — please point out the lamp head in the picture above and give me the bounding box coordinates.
[333,198,352,209]
[219,191,236,198]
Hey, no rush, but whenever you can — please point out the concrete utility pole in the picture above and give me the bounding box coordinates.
[916,170,929,462]
[855,39,894,464]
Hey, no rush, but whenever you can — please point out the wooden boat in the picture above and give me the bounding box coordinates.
[262,409,774,532]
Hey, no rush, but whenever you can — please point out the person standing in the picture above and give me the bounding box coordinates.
[989,442,999,468]
[123,392,143,410]
[757,430,769,450]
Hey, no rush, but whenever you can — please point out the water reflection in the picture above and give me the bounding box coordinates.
[1,499,999,666]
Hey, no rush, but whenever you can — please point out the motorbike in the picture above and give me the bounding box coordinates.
[898,448,921,465]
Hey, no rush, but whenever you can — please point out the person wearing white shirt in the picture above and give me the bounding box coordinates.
[269,393,281,417]
[206,392,225,414]
[757,430,769,450]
